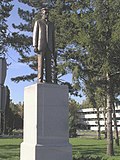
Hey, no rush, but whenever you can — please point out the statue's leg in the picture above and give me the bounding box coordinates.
[38,53,44,82]
[45,51,52,83]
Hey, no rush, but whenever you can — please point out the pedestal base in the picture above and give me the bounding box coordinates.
[21,143,72,160]
[20,83,72,160]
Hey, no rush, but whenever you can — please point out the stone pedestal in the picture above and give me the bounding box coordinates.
[20,83,72,160]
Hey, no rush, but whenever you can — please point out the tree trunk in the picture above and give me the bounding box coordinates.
[97,108,101,140]
[106,74,114,156]
[104,96,107,139]
[103,111,107,139]
[113,103,119,146]
[2,112,6,135]
[0,113,1,134]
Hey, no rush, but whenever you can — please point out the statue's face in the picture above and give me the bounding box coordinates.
[41,9,49,20]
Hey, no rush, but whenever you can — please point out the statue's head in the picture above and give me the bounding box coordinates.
[41,8,49,20]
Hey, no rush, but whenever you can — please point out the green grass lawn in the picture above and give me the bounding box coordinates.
[0,138,22,160]
[0,138,119,160]
[70,138,120,160]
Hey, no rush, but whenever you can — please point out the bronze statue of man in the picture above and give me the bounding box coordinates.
[33,8,56,83]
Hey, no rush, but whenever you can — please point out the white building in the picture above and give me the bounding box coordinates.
[78,106,120,131]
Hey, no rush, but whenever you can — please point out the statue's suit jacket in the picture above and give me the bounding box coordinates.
[33,19,55,53]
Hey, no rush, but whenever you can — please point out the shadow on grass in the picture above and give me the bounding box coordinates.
[0,144,19,149]
[0,144,20,159]
[72,144,106,155]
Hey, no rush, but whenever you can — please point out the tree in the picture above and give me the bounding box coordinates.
[9,101,23,131]
[1,86,10,134]
[80,98,93,109]
[59,0,120,156]
[113,102,119,146]
[69,99,80,137]
[0,0,13,56]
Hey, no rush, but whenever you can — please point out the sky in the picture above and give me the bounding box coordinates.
[5,0,85,104]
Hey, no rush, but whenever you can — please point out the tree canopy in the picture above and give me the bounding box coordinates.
[0,0,13,57]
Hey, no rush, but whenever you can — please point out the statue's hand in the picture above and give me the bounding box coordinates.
[34,47,38,53]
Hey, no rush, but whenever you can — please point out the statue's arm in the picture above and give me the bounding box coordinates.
[33,21,39,52]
